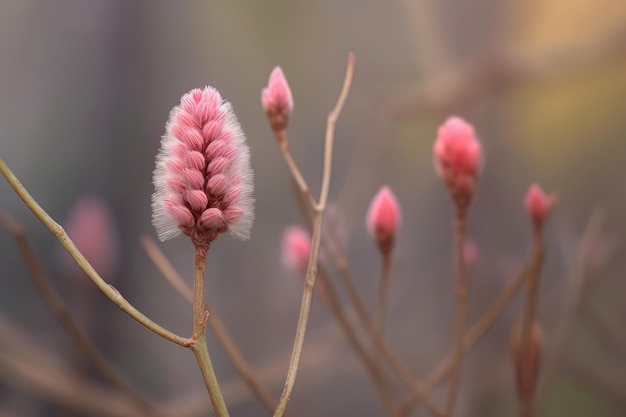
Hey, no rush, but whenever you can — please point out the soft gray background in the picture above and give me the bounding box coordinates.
[1,1,625,416]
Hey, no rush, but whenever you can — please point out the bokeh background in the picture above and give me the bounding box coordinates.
[0,1,625,416]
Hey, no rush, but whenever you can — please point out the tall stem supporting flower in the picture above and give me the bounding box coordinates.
[377,252,392,336]
[189,244,230,417]
[142,236,284,415]
[445,210,469,416]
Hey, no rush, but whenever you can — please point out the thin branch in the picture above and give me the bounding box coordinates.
[0,211,159,416]
[318,266,399,417]
[0,156,190,347]
[141,236,193,303]
[444,212,470,416]
[272,52,355,417]
[398,239,543,416]
[376,253,392,336]
[326,233,443,416]
[142,235,285,415]
[276,130,317,208]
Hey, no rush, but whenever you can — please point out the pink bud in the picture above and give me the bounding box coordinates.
[463,240,479,268]
[262,66,293,133]
[433,117,483,212]
[152,86,254,246]
[281,226,311,274]
[366,186,402,256]
[63,195,119,280]
[524,183,554,230]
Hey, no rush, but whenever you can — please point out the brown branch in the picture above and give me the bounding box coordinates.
[272,52,355,417]
[0,210,160,416]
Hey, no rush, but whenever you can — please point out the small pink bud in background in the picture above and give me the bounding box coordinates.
[282,226,311,274]
[433,117,483,213]
[152,86,254,246]
[62,195,119,280]
[366,186,402,256]
[524,183,556,230]
[463,240,479,268]
[262,66,293,134]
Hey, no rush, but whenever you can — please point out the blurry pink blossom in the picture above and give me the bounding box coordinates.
[433,117,483,212]
[63,195,119,279]
[262,66,293,133]
[366,186,402,256]
[152,86,254,246]
[524,183,555,230]
[282,226,311,274]
[463,240,479,268]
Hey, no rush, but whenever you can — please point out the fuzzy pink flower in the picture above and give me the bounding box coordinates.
[63,195,119,279]
[366,186,402,256]
[262,66,293,133]
[152,86,254,245]
[524,183,554,230]
[433,117,483,212]
[282,226,311,274]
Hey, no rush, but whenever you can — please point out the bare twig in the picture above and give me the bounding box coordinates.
[444,211,470,416]
[0,156,190,347]
[0,314,145,417]
[272,52,355,417]
[398,240,543,416]
[0,211,159,416]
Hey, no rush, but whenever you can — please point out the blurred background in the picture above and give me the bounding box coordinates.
[0,1,625,416]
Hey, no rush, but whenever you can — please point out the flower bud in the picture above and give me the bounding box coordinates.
[433,117,483,213]
[281,226,311,275]
[524,183,556,231]
[262,66,293,134]
[63,195,119,280]
[366,186,402,257]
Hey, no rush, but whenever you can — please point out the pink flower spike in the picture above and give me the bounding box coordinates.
[433,116,483,213]
[262,66,293,133]
[366,185,402,256]
[152,86,254,246]
[524,183,555,230]
[282,226,311,274]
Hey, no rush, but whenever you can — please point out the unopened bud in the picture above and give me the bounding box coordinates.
[281,226,311,275]
[262,66,293,134]
[366,186,402,257]
[433,117,483,213]
[524,183,556,231]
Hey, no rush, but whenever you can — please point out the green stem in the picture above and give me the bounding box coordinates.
[191,244,229,417]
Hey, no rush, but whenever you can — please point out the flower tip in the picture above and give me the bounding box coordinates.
[367,185,402,255]
[282,226,311,274]
[524,183,555,229]
[262,66,293,133]
[433,116,483,212]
